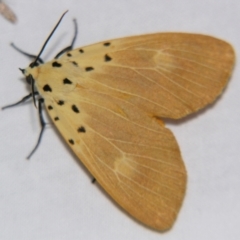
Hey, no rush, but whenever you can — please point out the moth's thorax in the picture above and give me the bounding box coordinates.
[24,58,90,101]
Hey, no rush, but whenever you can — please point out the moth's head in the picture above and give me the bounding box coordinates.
[10,42,43,85]
[20,62,39,85]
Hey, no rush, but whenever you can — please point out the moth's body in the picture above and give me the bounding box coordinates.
[22,33,234,230]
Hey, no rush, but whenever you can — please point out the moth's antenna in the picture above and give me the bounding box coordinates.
[30,10,68,68]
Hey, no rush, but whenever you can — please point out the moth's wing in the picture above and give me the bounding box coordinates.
[61,33,235,119]
[44,89,186,231]
[36,54,186,230]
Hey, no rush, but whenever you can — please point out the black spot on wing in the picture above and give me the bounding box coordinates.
[43,84,52,92]
[71,61,78,67]
[85,67,94,71]
[79,49,84,53]
[57,100,64,105]
[69,139,74,145]
[72,105,80,113]
[54,117,59,121]
[63,78,72,84]
[52,61,62,67]
[48,105,53,110]
[103,42,111,46]
[78,126,86,133]
[67,53,72,57]
[105,54,112,62]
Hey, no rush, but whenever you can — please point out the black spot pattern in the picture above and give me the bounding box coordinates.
[103,42,111,46]
[85,67,94,71]
[105,54,112,62]
[43,84,52,92]
[72,61,78,66]
[63,78,72,84]
[48,105,53,110]
[79,49,84,53]
[57,100,64,105]
[78,126,86,133]
[52,61,62,67]
[54,117,59,121]
[67,53,72,57]
[72,105,79,113]
[69,139,74,145]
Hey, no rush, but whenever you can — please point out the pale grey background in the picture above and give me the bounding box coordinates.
[0,0,239,239]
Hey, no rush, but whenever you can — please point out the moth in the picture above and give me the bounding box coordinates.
[3,12,235,230]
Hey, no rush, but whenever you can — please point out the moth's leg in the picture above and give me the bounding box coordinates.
[54,19,78,59]
[27,98,46,159]
[2,92,39,110]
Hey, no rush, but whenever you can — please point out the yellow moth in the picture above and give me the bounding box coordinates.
[5,13,235,231]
